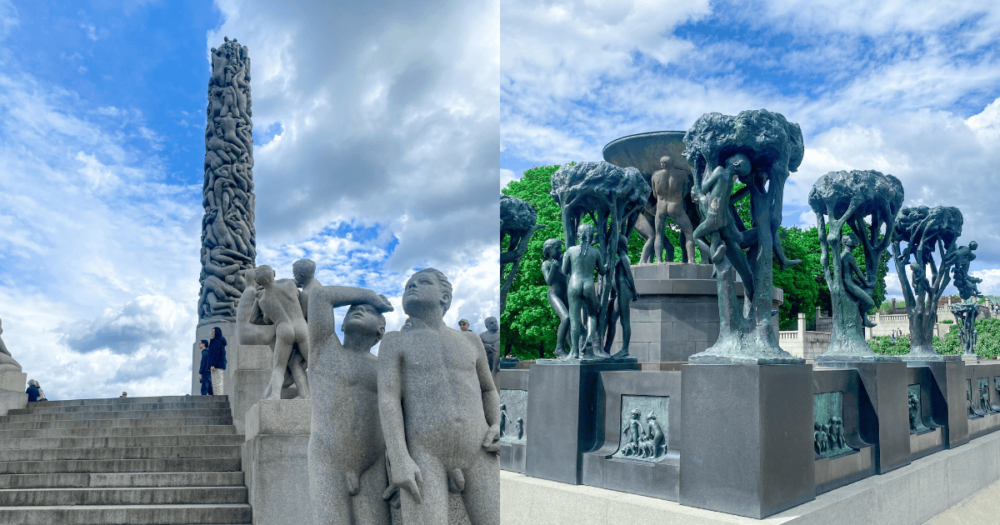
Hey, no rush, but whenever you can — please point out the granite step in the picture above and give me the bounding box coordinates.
[0,486,248,506]
[0,408,232,423]
[0,416,232,431]
[0,503,252,524]
[0,434,245,450]
[0,445,242,462]
[0,457,242,475]
[9,401,231,415]
[36,396,228,408]
[0,424,236,439]
[0,471,245,489]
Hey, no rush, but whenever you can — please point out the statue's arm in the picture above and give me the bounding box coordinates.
[562,251,572,276]
[308,286,390,350]
[701,167,722,193]
[474,334,502,451]
[378,336,411,468]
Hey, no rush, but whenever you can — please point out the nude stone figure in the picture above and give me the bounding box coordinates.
[541,239,570,358]
[378,268,501,525]
[480,317,501,376]
[691,153,756,300]
[0,318,23,373]
[840,234,876,328]
[307,285,394,525]
[293,259,322,321]
[606,234,637,358]
[652,155,697,263]
[563,223,607,359]
[254,265,310,400]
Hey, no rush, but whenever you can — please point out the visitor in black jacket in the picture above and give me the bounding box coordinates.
[208,327,227,395]
[25,380,39,402]
[198,340,213,396]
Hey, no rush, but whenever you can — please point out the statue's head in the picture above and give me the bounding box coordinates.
[242,268,258,289]
[292,259,316,287]
[630,408,641,419]
[577,223,596,246]
[842,233,859,249]
[970,241,979,251]
[725,153,751,178]
[403,268,452,317]
[485,317,499,332]
[343,302,387,346]
[660,155,672,169]
[500,404,506,410]
[255,265,275,286]
[646,412,657,421]
[542,238,563,260]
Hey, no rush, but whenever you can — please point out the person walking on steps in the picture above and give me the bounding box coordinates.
[198,339,214,396]
[208,327,227,396]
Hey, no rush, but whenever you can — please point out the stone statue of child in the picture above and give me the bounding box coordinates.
[968,388,977,418]
[644,413,665,459]
[840,234,876,328]
[908,393,919,432]
[621,408,643,457]
[690,153,756,300]
[0,318,22,373]
[378,268,500,525]
[499,404,509,438]
[541,239,570,358]
[515,418,524,440]
[293,259,322,320]
[562,223,606,360]
[981,383,992,414]
[307,284,394,525]
[254,265,310,400]
[479,317,501,377]
[651,155,698,263]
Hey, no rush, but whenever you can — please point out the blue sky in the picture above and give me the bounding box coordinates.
[501,0,1000,300]
[0,0,499,399]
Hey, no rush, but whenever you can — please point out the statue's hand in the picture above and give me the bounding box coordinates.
[390,456,422,504]
[482,424,501,452]
[373,294,394,314]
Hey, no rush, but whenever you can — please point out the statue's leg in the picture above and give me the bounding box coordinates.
[614,288,633,358]
[669,206,698,264]
[461,448,501,525]
[354,457,391,525]
[567,293,582,359]
[289,352,309,399]
[635,213,656,264]
[581,286,603,358]
[722,226,755,301]
[307,436,353,525]
[399,452,448,525]
[266,323,295,400]
[654,203,671,263]
[548,289,570,358]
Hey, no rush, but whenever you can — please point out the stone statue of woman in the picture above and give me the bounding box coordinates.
[0,318,23,373]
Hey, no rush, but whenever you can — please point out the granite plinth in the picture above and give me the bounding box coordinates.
[0,371,27,393]
[916,361,969,449]
[525,360,639,485]
[229,344,272,434]
[243,399,311,525]
[679,363,815,519]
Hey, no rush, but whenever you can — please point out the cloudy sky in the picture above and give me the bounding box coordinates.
[0,0,498,399]
[502,0,1000,301]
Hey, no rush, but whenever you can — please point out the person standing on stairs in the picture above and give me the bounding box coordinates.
[208,326,227,395]
[198,339,214,396]
[25,379,39,402]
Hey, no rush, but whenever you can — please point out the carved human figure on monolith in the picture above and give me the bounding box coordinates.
[541,239,570,358]
[480,317,501,376]
[621,409,643,457]
[307,284,394,525]
[378,268,500,524]
[839,235,876,328]
[652,155,698,263]
[891,206,964,360]
[0,318,22,374]
[501,195,544,316]
[254,265,311,399]
[683,109,804,363]
[563,223,606,359]
[293,259,322,321]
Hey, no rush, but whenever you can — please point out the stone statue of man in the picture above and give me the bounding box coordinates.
[293,258,322,320]
[307,285,394,525]
[254,265,310,400]
[651,155,697,263]
[563,223,606,359]
[378,268,500,524]
[480,316,501,376]
[0,318,22,373]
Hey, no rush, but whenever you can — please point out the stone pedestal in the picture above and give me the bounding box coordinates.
[822,361,911,474]
[679,363,815,519]
[242,399,311,525]
[495,369,530,473]
[0,371,26,394]
[0,371,27,417]
[608,264,783,363]
[230,344,272,434]
[918,360,970,449]
[524,359,638,485]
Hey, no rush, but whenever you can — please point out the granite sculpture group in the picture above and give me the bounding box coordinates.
[236,261,501,524]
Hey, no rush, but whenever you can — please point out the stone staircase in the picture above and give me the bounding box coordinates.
[0,395,252,524]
